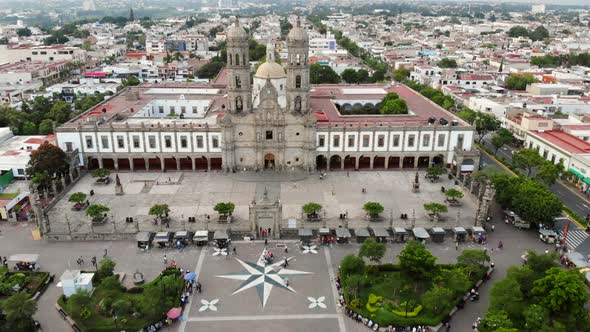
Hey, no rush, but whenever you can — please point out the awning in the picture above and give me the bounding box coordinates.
[319,228,330,235]
[298,228,313,237]
[193,230,208,241]
[136,231,153,242]
[431,227,445,235]
[472,226,486,234]
[394,227,407,234]
[213,230,229,240]
[453,227,467,234]
[569,168,585,180]
[584,177,590,186]
[355,228,371,237]
[174,231,190,239]
[413,227,430,239]
[335,228,351,238]
[8,254,39,262]
[372,227,390,237]
[154,232,171,242]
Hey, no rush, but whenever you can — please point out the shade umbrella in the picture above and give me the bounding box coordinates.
[184,272,197,281]
[167,307,182,320]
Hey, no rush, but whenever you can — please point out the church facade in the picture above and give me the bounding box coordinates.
[54,18,479,176]
[220,18,317,171]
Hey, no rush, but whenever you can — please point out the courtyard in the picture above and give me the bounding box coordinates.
[45,170,479,236]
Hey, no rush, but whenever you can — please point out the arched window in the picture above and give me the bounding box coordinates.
[228,53,232,65]
[235,76,241,89]
[235,54,240,66]
[296,54,301,65]
[295,75,301,89]
[243,54,247,66]
[294,96,302,112]
[236,96,243,112]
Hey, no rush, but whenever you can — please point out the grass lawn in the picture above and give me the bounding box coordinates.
[59,268,184,332]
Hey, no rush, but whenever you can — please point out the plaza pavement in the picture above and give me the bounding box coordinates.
[0,205,548,332]
[45,170,479,235]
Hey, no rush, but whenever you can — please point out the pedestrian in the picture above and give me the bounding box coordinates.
[284,257,289,267]
[164,254,168,265]
[284,246,288,254]
[264,239,268,246]
[455,241,459,250]
[490,248,494,255]
[491,224,495,232]
[79,256,84,265]
[233,247,237,255]
[91,256,97,268]
[445,322,451,332]
[103,248,108,258]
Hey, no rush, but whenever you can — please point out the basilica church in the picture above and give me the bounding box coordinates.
[220,18,317,171]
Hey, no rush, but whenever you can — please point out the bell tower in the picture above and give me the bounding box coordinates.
[226,17,252,114]
[286,17,310,115]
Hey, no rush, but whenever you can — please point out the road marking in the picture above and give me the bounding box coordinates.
[186,314,340,322]
[178,247,207,332]
[324,247,347,332]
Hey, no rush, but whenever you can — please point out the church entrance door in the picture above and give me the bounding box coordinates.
[264,153,275,169]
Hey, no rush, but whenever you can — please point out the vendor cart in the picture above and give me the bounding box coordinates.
[136,231,155,250]
[335,227,351,244]
[193,230,209,246]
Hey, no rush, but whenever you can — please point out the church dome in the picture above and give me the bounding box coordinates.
[255,62,286,79]
[226,19,248,41]
[288,17,308,42]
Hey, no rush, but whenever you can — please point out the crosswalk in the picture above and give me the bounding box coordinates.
[557,229,589,250]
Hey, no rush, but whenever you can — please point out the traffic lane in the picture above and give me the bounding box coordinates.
[552,182,589,219]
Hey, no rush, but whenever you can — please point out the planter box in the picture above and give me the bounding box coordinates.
[95,177,111,185]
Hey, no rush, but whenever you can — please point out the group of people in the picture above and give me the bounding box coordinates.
[75,256,98,268]
[142,321,164,332]
[262,249,274,265]
[14,261,36,271]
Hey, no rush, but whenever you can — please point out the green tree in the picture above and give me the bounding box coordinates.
[523,304,549,331]
[0,292,37,330]
[358,238,386,263]
[444,188,464,201]
[512,148,544,176]
[437,58,458,68]
[505,73,537,90]
[392,67,410,82]
[491,128,514,153]
[49,100,72,124]
[529,26,549,41]
[16,27,32,37]
[489,274,525,319]
[302,202,322,217]
[112,298,132,317]
[423,202,448,218]
[534,162,562,186]
[531,54,562,68]
[438,268,471,296]
[398,240,437,281]
[426,166,445,179]
[21,121,36,135]
[213,202,235,217]
[422,286,454,314]
[310,64,341,84]
[457,249,490,277]
[91,168,111,180]
[197,60,224,79]
[531,267,589,317]
[340,68,358,83]
[479,310,514,332]
[507,26,530,38]
[39,119,53,135]
[474,112,501,143]
[66,290,92,319]
[69,192,87,204]
[380,98,408,114]
[511,180,562,227]
[339,254,365,278]
[121,76,141,87]
[86,204,110,221]
[27,142,69,178]
[457,108,477,124]
[95,258,116,282]
[356,69,370,83]
[524,250,558,277]
[148,204,170,223]
[362,201,384,218]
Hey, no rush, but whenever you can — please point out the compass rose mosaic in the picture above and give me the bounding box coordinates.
[217,248,313,308]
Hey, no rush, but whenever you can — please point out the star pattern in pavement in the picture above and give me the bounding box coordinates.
[217,248,312,308]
